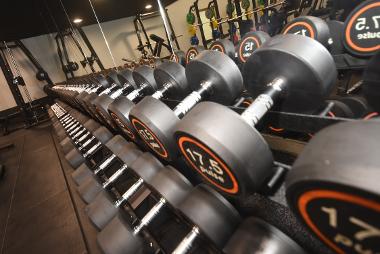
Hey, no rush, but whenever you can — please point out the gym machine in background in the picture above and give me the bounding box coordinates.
[186,0,300,48]
[133,10,180,59]
[55,28,104,80]
[0,41,50,134]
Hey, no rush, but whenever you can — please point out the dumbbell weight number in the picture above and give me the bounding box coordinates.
[283,22,314,38]
[179,138,236,193]
[296,189,380,254]
[344,0,380,56]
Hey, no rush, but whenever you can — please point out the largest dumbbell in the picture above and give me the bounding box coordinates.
[174,34,337,197]
[286,121,380,254]
[129,50,244,162]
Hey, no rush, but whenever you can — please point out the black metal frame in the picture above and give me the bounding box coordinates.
[192,0,226,48]
[0,41,54,86]
[55,27,104,80]
[134,9,180,58]
[0,41,51,133]
[55,32,75,79]
[75,26,105,71]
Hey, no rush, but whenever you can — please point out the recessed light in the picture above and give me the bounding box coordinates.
[145,4,153,9]
[73,18,83,24]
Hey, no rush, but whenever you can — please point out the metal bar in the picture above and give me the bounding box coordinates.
[55,35,69,80]
[15,40,54,86]
[59,33,75,78]
[0,51,29,124]
[76,26,105,70]
[69,32,95,73]
[213,0,225,36]
[234,0,244,36]
[194,1,208,48]
[166,9,180,50]
[137,16,154,55]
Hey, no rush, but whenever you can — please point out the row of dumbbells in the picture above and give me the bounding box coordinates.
[48,29,380,254]
[49,33,375,189]
[48,102,309,254]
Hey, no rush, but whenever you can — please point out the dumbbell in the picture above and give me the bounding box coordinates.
[209,39,236,60]
[326,20,345,55]
[60,119,102,154]
[185,46,205,65]
[84,77,124,126]
[70,136,139,189]
[174,34,337,197]
[327,96,370,119]
[53,109,89,141]
[171,184,241,253]
[92,68,139,131]
[224,217,306,254]
[236,31,271,64]
[282,15,348,57]
[286,120,380,254]
[76,138,142,203]
[64,124,113,169]
[75,83,105,117]
[96,167,192,254]
[75,84,104,115]
[85,152,164,229]
[78,74,118,122]
[282,16,331,48]
[55,112,98,147]
[91,69,138,128]
[107,66,158,142]
[79,62,191,198]
[342,0,380,58]
[211,33,272,66]
[129,50,244,162]
[98,183,239,254]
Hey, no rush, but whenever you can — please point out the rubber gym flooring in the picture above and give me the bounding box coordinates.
[0,123,100,254]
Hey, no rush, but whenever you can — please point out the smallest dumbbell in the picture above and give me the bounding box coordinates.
[85,153,164,229]
[97,166,193,254]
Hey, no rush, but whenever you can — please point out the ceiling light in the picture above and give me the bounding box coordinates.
[73,18,83,24]
[145,4,153,9]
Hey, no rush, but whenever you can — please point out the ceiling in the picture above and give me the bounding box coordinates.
[0,0,177,41]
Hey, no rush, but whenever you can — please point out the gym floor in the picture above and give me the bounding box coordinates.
[0,123,100,254]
